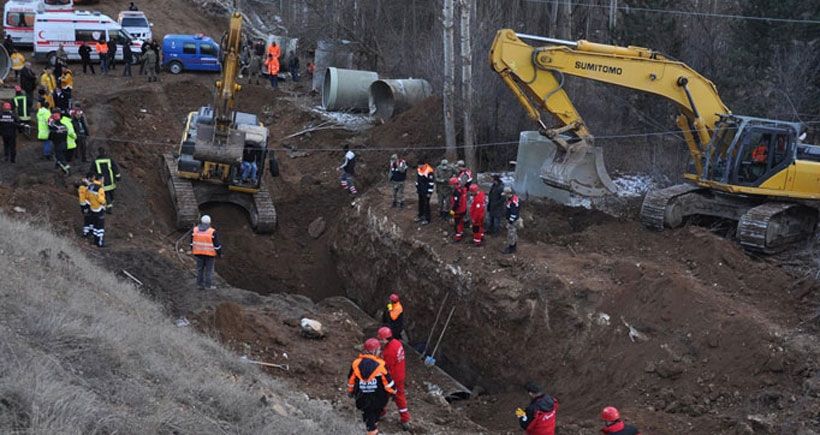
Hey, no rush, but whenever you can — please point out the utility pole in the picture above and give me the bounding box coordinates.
[442,0,457,160]
[459,0,476,169]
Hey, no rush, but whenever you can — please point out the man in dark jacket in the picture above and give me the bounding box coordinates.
[122,43,133,77]
[347,338,396,435]
[516,382,559,435]
[78,42,95,74]
[107,39,117,70]
[70,104,90,162]
[488,175,505,234]
[0,102,20,163]
[19,63,37,109]
[52,87,70,113]
[94,147,121,212]
[415,162,435,225]
[49,111,70,174]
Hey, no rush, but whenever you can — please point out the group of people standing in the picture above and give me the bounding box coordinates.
[77,38,160,82]
[242,39,309,89]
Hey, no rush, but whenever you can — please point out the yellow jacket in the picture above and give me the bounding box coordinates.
[60,71,74,89]
[78,184,89,206]
[11,53,25,71]
[39,71,56,93]
[85,181,107,212]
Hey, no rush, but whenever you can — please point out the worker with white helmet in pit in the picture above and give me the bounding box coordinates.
[191,215,222,290]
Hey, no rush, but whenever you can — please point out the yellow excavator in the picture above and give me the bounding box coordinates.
[162,10,276,233]
[490,29,820,252]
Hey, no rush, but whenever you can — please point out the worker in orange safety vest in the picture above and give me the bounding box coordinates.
[264,42,281,89]
[381,293,404,339]
[191,215,222,290]
[347,338,396,435]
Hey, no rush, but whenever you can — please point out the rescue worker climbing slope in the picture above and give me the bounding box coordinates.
[378,327,411,430]
[338,145,358,195]
[85,173,107,247]
[450,177,468,241]
[77,174,92,237]
[600,406,641,435]
[382,293,404,339]
[347,338,396,435]
[94,148,121,213]
[516,382,559,435]
[469,183,487,246]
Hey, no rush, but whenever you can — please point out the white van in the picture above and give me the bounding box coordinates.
[33,10,142,63]
[3,0,74,46]
[117,11,152,42]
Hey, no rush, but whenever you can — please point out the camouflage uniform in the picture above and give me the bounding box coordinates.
[435,159,456,216]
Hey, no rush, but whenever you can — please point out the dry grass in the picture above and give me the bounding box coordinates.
[0,213,359,434]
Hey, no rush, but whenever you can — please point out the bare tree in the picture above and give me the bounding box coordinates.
[459,0,476,168]
[442,0,457,160]
[558,0,572,39]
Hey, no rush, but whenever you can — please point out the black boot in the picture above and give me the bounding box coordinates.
[391,201,397,208]
[502,244,517,254]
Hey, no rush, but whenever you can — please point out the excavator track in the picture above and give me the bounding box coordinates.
[640,184,703,230]
[737,202,818,254]
[162,154,199,230]
[250,186,277,234]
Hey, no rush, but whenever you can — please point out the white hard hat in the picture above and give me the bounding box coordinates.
[201,215,211,225]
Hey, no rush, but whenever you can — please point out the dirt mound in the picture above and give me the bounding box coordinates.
[369,96,445,152]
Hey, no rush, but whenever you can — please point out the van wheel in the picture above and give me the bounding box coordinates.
[168,61,183,74]
[47,52,57,66]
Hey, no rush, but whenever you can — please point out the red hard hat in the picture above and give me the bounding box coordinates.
[601,406,620,422]
[364,338,381,353]
[449,177,459,186]
[469,183,479,193]
[2,102,10,110]
[377,326,393,340]
[389,293,400,302]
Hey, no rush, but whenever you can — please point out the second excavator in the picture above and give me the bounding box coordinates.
[490,29,820,252]
[162,9,276,233]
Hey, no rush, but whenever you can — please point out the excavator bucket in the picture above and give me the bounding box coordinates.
[539,137,618,197]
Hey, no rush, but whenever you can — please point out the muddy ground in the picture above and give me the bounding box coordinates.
[0,1,818,433]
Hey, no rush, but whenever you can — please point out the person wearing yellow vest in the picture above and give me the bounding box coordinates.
[76,174,91,237]
[191,215,222,290]
[61,112,77,162]
[381,293,404,339]
[94,147,121,213]
[10,49,25,81]
[39,66,56,95]
[85,173,107,247]
[60,68,74,101]
[36,103,52,159]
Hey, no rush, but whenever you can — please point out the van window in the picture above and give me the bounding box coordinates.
[183,43,197,54]
[44,0,72,5]
[114,30,132,44]
[200,44,217,56]
[76,30,103,42]
[6,12,35,28]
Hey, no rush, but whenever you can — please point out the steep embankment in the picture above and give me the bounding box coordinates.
[331,184,820,433]
[0,213,359,433]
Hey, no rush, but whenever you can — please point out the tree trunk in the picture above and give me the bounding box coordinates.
[558,0,572,39]
[459,0,476,169]
[442,0,457,161]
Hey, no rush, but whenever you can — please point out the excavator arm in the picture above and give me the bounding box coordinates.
[213,11,244,136]
[490,29,732,195]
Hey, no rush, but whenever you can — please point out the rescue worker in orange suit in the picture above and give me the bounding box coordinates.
[381,293,404,339]
[264,42,281,89]
[415,162,435,225]
[516,382,559,435]
[377,326,411,430]
[191,214,222,290]
[347,338,396,435]
[85,173,107,247]
[469,183,487,246]
[600,406,640,435]
[449,177,468,241]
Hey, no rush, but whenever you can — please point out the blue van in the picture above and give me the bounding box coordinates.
[162,34,221,74]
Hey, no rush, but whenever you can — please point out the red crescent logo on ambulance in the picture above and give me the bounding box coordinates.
[38,30,46,39]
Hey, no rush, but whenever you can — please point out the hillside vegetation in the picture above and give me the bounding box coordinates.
[0,213,358,433]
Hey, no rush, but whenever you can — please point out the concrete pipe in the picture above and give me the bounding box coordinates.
[0,46,10,81]
[322,67,379,111]
[369,79,433,121]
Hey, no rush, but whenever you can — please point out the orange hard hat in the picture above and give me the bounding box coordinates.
[364,338,381,353]
[377,326,392,340]
[469,183,479,193]
[389,293,400,302]
[601,406,620,422]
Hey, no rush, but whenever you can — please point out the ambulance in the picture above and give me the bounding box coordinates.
[3,0,74,46]
[33,10,142,63]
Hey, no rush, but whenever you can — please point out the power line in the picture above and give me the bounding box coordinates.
[520,0,820,25]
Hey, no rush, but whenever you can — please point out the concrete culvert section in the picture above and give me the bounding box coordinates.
[369,79,433,121]
[322,67,379,111]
